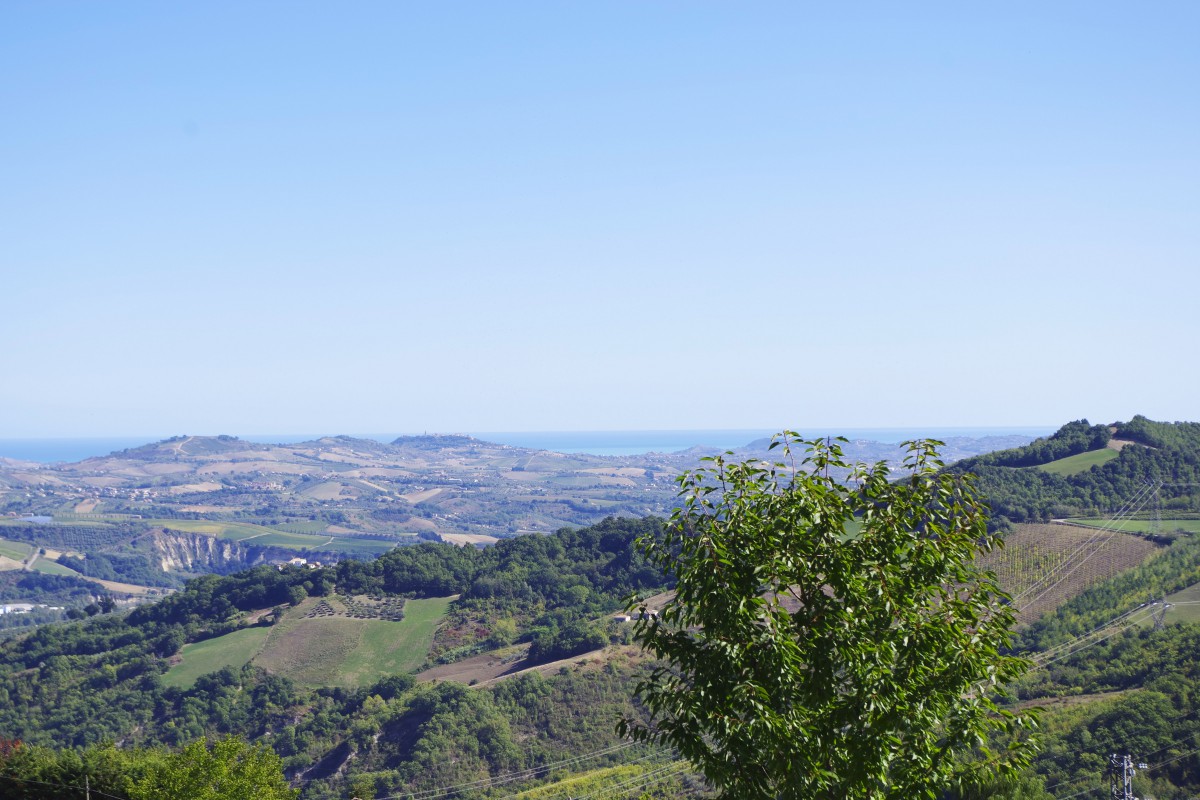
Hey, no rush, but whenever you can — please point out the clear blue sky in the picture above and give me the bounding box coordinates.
[2,2,1197,437]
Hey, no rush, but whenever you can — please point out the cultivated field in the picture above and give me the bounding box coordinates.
[400,488,445,504]
[310,537,402,556]
[83,577,161,596]
[438,533,499,547]
[982,523,1160,623]
[334,596,454,686]
[274,520,332,534]
[416,644,531,685]
[148,519,282,542]
[147,519,397,554]
[254,615,364,686]
[164,595,455,689]
[297,482,350,501]
[166,481,224,495]
[509,760,687,800]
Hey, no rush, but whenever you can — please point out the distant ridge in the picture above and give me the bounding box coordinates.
[390,434,484,449]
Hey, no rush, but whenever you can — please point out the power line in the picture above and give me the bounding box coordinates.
[1031,607,1159,670]
[1010,482,1155,606]
[1012,481,1155,607]
[1043,719,1200,797]
[1144,743,1200,773]
[565,761,687,800]
[370,741,651,800]
[1053,783,1106,799]
[1030,604,1155,663]
[1012,483,1158,616]
[0,772,127,800]
[377,748,641,800]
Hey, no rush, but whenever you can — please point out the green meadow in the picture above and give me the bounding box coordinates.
[162,626,273,689]
[0,538,33,561]
[1036,448,1119,477]
[161,596,454,689]
[1068,518,1200,535]
[31,559,81,577]
[335,596,454,686]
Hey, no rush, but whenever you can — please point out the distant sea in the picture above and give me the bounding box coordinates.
[0,427,1057,463]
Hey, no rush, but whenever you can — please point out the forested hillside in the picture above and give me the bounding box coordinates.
[5,419,1200,798]
[0,517,675,799]
[1003,535,1200,799]
[951,417,1200,527]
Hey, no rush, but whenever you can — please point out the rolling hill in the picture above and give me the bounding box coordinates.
[2,419,1199,798]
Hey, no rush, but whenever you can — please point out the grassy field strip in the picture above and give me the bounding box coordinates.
[0,538,33,561]
[1067,518,1200,535]
[1037,448,1120,477]
[30,558,81,577]
[163,626,273,688]
[1157,582,1200,626]
[243,532,338,551]
[231,530,333,548]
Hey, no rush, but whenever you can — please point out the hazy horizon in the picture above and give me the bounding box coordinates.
[0,425,1060,464]
[0,423,1060,440]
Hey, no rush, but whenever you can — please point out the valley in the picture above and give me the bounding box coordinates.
[2,418,1200,798]
[0,431,1035,625]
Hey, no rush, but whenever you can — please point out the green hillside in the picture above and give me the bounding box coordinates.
[3,423,1200,799]
[0,516,671,799]
[1036,446,1118,476]
[952,416,1200,527]
[167,595,453,689]
[30,558,80,577]
[335,596,452,686]
[164,626,273,689]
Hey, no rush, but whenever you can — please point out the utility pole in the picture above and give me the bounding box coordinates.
[1108,753,1148,800]
[1153,598,1171,630]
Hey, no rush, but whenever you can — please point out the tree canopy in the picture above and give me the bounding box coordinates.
[621,434,1037,799]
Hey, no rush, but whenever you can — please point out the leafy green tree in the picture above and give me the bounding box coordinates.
[620,435,1036,799]
[126,735,297,800]
[952,772,1053,800]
